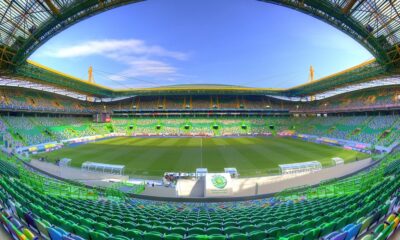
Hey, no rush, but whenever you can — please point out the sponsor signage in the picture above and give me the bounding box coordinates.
[205,173,233,197]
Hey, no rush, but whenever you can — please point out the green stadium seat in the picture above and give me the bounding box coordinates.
[224,226,240,235]
[280,233,304,240]
[177,222,191,229]
[143,231,163,240]
[248,230,266,240]
[207,222,221,229]
[136,223,153,232]
[358,215,374,234]
[163,221,176,228]
[241,224,257,233]
[238,220,251,226]
[373,224,385,235]
[188,227,206,235]
[186,234,202,240]
[319,222,335,237]
[109,236,130,240]
[223,221,237,228]
[125,229,143,239]
[265,227,281,238]
[59,219,76,233]
[164,233,184,240]
[107,218,120,226]
[376,222,395,240]
[346,211,358,224]
[153,225,169,234]
[89,230,110,240]
[333,217,348,231]
[108,225,126,236]
[205,227,222,235]
[208,234,226,240]
[301,228,320,240]
[73,225,91,239]
[35,219,51,237]
[193,223,207,229]
[285,223,301,233]
[80,217,95,229]
[92,221,108,232]
[170,226,187,235]
[229,233,247,240]
[360,235,374,240]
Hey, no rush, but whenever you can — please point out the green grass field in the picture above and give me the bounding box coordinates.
[39,137,368,177]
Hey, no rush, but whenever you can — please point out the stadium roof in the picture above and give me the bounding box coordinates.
[0,0,399,99]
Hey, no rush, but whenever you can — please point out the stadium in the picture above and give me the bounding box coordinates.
[1,0,400,240]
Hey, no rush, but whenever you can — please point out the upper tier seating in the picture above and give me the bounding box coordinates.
[3,85,400,114]
[2,115,400,147]
[0,88,104,114]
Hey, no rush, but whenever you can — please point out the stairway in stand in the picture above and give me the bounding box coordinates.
[389,229,400,239]
[0,226,12,240]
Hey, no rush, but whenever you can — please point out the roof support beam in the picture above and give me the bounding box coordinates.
[4,0,38,31]
[366,14,399,41]
[0,0,391,68]
[349,0,366,15]
[43,0,60,16]
[260,0,390,64]
[342,0,358,14]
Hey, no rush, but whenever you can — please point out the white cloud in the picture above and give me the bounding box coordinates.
[108,59,178,81]
[46,39,189,82]
[47,39,188,60]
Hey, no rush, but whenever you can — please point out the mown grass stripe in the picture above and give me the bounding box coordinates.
[39,136,368,177]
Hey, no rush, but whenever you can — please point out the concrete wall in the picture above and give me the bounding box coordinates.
[174,158,373,198]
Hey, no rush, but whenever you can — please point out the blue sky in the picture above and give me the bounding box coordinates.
[30,0,373,89]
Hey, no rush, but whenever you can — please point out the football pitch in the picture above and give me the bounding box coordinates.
[39,137,368,177]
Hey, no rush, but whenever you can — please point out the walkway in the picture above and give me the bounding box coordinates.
[29,160,129,181]
[0,227,12,240]
[389,229,400,239]
[176,158,374,198]
[28,158,374,199]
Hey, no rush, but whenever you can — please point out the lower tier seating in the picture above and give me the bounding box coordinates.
[0,154,399,239]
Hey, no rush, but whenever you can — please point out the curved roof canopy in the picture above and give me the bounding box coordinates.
[0,0,399,97]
